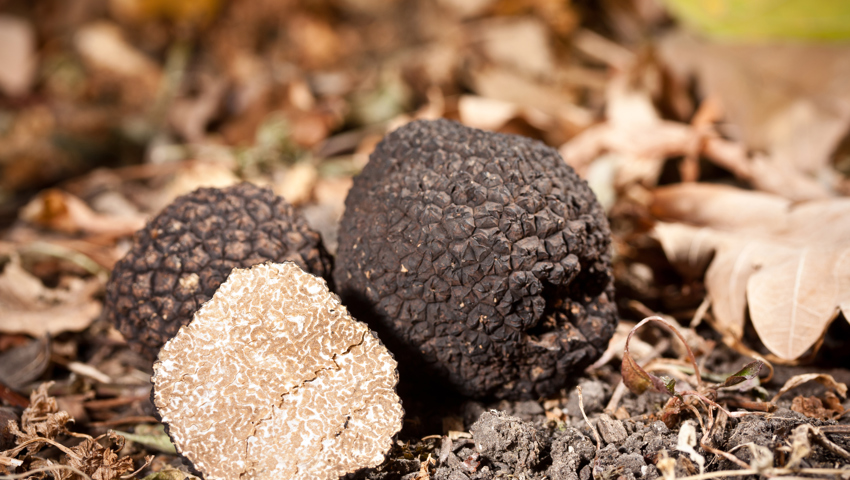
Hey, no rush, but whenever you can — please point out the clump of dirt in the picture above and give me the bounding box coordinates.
[351,354,850,480]
[432,411,680,480]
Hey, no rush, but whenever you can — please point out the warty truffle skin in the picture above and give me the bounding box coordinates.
[105,183,332,360]
[334,119,617,399]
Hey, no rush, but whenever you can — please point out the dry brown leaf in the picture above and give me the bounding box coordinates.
[158,160,239,211]
[652,185,791,231]
[0,16,36,97]
[275,162,319,206]
[435,0,495,18]
[474,16,555,78]
[771,373,848,403]
[7,382,72,454]
[658,33,848,200]
[63,432,134,480]
[704,241,766,336]
[458,95,518,131]
[0,336,50,390]
[791,394,844,421]
[559,72,699,187]
[560,64,832,201]
[747,246,841,358]
[19,189,146,237]
[110,0,221,24]
[0,254,102,337]
[468,65,575,116]
[169,76,227,141]
[74,21,161,80]
[653,183,850,359]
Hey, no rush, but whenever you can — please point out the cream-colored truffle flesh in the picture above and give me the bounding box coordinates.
[152,262,403,480]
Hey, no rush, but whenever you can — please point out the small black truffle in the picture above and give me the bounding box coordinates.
[334,119,617,399]
[105,183,332,359]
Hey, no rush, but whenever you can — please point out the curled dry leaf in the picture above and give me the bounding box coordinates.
[620,316,697,398]
[0,336,50,390]
[458,95,518,131]
[7,382,71,454]
[474,16,555,78]
[0,15,37,97]
[19,189,146,237]
[0,254,102,336]
[770,373,848,403]
[786,424,811,469]
[74,21,161,80]
[62,431,135,480]
[653,183,850,360]
[791,394,844,421]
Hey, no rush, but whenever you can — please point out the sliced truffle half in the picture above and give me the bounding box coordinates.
[105,183,332,360]
[153,262,403,480]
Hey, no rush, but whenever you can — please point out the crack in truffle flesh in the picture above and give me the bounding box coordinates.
[105,183,332,360]
[153,262,403,480]
[334,119,618,399]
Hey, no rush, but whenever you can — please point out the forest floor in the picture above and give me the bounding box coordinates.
[1,0,850,479]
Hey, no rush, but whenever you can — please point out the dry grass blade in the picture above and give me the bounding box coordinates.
[576,386,601,450]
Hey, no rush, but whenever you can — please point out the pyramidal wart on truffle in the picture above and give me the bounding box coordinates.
[334,119,618,399]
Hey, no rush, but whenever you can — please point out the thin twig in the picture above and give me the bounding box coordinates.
[699,439,749,470]
[87,415,160,428]
[0,464,93,480]
[670,467,850,480]
[121,455,154,479]
[632,316,704,390]
[577,386,601,449]
[801,424,850,460]
[689,297,711,329]
[819,425,850,434]
[5,436,81,459]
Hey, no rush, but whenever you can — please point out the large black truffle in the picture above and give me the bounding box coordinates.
[105,183,332,359]
[334,119,617,399]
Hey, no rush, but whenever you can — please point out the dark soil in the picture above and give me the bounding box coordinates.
[350,344,850,480]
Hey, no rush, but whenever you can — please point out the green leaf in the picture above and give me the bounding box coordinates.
[112,424,177,454]
[141,466,199,480]
[657,376,678,397]
[719,360,763,389]
[660,0,850,41]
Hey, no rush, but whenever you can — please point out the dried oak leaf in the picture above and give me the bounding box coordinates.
[652,183,850,360]
[153,262,403,480]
